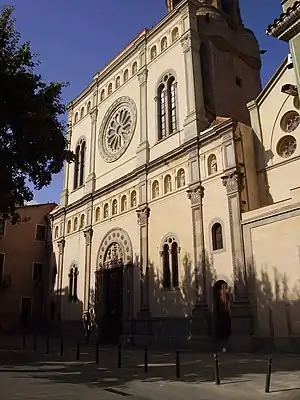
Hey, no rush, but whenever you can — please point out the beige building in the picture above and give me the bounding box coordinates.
[0,203,56,332]
[48,0,274,348]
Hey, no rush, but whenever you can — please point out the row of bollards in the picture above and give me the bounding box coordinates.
[20,334,274,392]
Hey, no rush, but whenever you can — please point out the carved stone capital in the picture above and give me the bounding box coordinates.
[138,68,148,86]
[57,239,65,254]
[84,227,93,245]
[222,171,244,195]
[187,185,204,206]
[90,108,98,124]
[181,34,191,53]
[137,206,150,226]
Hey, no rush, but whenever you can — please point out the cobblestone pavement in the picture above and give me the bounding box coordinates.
[0,338,300,399]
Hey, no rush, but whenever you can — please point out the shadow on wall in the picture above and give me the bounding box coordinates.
[58,286,84,339]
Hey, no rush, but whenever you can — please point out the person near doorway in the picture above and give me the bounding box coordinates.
[81,310,91,341]
[214,281,231,352]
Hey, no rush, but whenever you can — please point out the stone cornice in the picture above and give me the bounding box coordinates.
[267,1,300,41]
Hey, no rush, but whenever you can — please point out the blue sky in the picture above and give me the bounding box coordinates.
[7,0,288,204]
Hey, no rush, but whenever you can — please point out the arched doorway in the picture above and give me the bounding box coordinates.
[213,280,231,343]
[96,228,133,344]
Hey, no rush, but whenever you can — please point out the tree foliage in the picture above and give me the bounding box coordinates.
[0,6,74,222]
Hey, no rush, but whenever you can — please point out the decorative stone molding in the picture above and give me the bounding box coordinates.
[97,227,133,267]
[181,33,191,52]
[222,171,244,195]
[98,96,137,163]
[90,108,98,123]
[136,206,150,226]
[83,227,93,246]
[57,239,65,254]
[137,68,148,86]
[187,185,204,206]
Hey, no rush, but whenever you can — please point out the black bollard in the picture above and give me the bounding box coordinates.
[76,342,80,361]
[33,334,37,351]
[117,345,122,368]
[60,339,64,357]
[22,332,26,349]
[144,348,149,373]
[265,357,272,393]
[95,345,99,364]
[45,338,50,354]
[176,351,180,379]
[213,353,220,385]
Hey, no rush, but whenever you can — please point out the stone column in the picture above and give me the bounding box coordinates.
[83,227,93,311]
[57,238,65,319]
[60,124,72,207]
[136,67,149,166]
[86,107,98,193]
[181,32,207,140]
[221,170,246,297]
[136,206,150,311]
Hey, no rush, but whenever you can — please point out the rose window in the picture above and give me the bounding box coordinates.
[277,135,297,158]
[281,111,300,133]
[98,97,137,163]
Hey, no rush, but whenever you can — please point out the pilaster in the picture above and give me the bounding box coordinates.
[136,66,150,166]
[60,123,72,207]
[83,227,93,311]
[86,107,98,193]
[57,238,65,319]
[181,31,207,141]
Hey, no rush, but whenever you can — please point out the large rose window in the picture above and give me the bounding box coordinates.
[98,97,137,162]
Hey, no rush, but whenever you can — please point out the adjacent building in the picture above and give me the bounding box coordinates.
[0,203,56,332]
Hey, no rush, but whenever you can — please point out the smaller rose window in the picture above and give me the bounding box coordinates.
[106,108,132,154]
[281,110,300,133]
[277,135,297,158]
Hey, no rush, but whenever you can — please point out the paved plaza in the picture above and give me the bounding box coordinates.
[0,338,300,399]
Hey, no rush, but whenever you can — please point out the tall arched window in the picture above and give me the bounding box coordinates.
[150,45,157,60]
[123,69,129,82]
[73,217,78,231]
[54,226,59,239]
[176,168,185,188]
[100,89,105,102]
[130,190,137,207]
[108,83,113,95]
[161,37,168,52]
[79,214,85,229]
[157,73,177,140]
[68,265,78,302]
[73,138,86,189]
[95,207,100,222]
[74,112,78,124]
[171,27,179,42]
[161,235,179,289]
[80,107,84,119]
[67,220,71,234]
[164,175,172,194]
[212,223,223,251]
[152,180,159,199]
[208,154,218,175]
[116,76,121,88]
[104,203,109,218]
[87,101,91,113]
[132,61,138,75]
[121,195,127,212]
[112,199,118,215]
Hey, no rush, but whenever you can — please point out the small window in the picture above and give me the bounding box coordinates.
[104,203,109,218]
[0,253,4,282]
[164,175,172,194]
[132,62,138,75]
[0,218,6,236]
[123,69,129,82]
[95,207,100,222]
[116,76,121,88]
[87,101,91,112]
[36,224,46,241]
[100,89,105,102]
[150,45,157,60]
[130,190,137,207]
[66,220,71,234]
[208,154,218,175]
[54,226,59,239]
[121,195,127,212]
[177,169,185,188]
[33,262,43,281]
[73,217,78,231]
[74,112,78,124]
[68,265,78,302]
[112,199,118,215]
[108,83,113,95]
[161,37,168,52]
[171,27,179,42]
[152,180,160,199]
[212,223,223,251]
[80,107,84,119]
[79,214,85,229]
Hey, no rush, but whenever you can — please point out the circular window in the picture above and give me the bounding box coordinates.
[98,96,137,163]
[280,110,300,133]
[277,135,297,158]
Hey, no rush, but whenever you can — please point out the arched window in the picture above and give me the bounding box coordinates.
[132,61,138,75]
[116,76,121,88]
[67,220,71,234]
[171,27,179,42]
[123,69,129,82]
[164,175,172,194]
[157,73,177,140]
[212,223,223,251]
[161,235,179,289]
[68,265,78,302]
[150,45,157,60]
[87,101,91,113]
[54,226,59,239]
[161,37,168,52]
[74,112,78,124]
[73,217,78,231]
[121,195,127,212]
[177,168,185,188]
[104,203,109,218]
[79,214,85,229]
[74,138,86,189]
[208,154,218,175]
[80,107,84,119]
[108,83,113,95]
[152,180,160,199]
[95,207,100,222]
[112,199,118,215]
[130,190,137,207]
[100,89,105,102]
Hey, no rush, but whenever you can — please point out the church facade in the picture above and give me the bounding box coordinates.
[48,0,287,349]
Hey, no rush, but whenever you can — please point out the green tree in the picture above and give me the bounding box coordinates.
[0,6,73,222]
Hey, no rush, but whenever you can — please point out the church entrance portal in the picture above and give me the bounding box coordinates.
[213,280,231,342]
